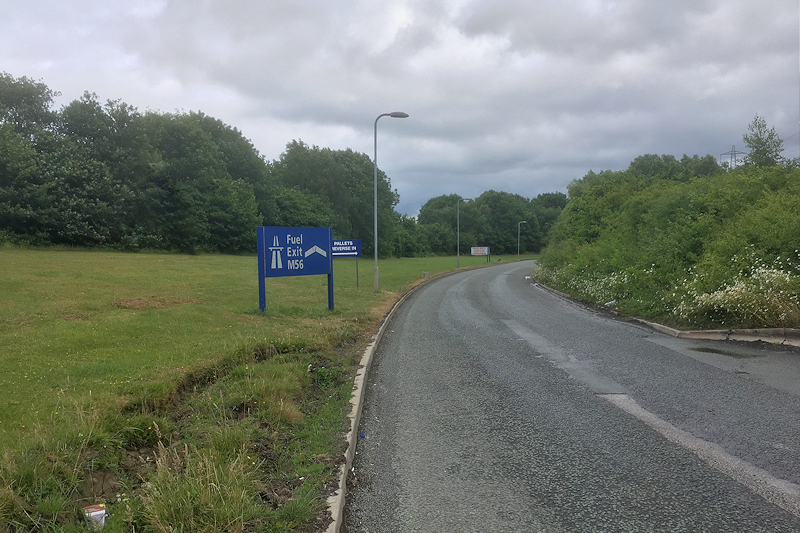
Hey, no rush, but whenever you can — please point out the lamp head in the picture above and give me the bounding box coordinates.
[389,112,409,118]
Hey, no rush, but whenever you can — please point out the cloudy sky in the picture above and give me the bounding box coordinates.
[2,0,798,215]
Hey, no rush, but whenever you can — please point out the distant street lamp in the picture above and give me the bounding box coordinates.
[517,220,527,259]
[457,197,472,267]
[374,112,409,291]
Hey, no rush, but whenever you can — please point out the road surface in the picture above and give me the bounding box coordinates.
[344,260,800,532]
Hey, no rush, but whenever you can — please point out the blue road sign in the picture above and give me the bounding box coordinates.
[259,227,332,277]
[258,227,333,311]
[332,239,362,257]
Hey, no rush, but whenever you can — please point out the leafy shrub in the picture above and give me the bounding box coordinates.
[537,164,800,329]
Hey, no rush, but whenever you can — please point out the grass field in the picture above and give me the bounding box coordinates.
[0,246,531,531]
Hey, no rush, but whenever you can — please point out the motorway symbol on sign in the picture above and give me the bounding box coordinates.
[269,236,283,269]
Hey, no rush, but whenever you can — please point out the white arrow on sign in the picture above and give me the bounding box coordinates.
[305,245,327,258]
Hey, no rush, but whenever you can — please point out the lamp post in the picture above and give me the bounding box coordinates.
[374,111,408,291]
[457,197,472,267]
[517,220,527,259]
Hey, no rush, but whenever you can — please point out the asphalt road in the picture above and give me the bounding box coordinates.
[343,260,800,532]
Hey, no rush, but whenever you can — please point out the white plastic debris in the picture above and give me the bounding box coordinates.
[84,504,107,528]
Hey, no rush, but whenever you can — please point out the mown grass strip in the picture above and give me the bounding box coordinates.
[0,246,533,531]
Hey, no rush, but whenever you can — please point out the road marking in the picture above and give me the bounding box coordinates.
[502,318,800,517]
[502,319,626,394]
[600,393,800,518]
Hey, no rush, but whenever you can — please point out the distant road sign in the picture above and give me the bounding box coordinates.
[471,246,489,256]
[332,239,362,257]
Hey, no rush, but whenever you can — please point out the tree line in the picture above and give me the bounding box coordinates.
[0,73,564,256]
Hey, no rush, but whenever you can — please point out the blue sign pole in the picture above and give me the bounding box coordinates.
[257,226,267,312]
[326,228,334,311]
[328,270,334,310]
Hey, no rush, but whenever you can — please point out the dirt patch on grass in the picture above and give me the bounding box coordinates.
[81,468,121,502]
[370,292,401,323]
[111,296,202,310]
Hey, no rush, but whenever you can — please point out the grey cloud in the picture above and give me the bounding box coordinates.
[1,0,796,216]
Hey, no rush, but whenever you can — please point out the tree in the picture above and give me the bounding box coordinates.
[628,154,679,180]
[206,177,259,253]
[628,153,722,182]
[269,140,400,257]
[140,112,258,253]
[0,72,59,139]
[189,111,274,225]
[416,194,483,255]
[0,123,42,242]
[678,154,722,178]
[60,92,114,158]
[266,184,334,228]
[417,194,459,228]
[742,114,785,167]
[566,169,622,198]
[531,192,567,246]
[35,137,132,246]
[419,222,456,255]
[392,214,425,257]
[474,190,541,254]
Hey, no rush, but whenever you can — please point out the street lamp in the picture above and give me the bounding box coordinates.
[517,220,527,259]
[374,111,408,291]
[457,197,472,267]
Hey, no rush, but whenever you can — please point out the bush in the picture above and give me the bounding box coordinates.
[537,165,800,328]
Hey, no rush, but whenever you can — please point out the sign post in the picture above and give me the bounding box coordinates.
[258,227,334,311]
[332,239,362,288]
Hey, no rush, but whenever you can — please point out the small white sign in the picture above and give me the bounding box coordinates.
[471,246,489,256]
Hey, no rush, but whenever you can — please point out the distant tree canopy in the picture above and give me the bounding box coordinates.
[0,82,267,252]
[414,190,567,255]
[0,73,572,256]
[0,72,59,137]
[4,75,793,262]
[0,74,398,253]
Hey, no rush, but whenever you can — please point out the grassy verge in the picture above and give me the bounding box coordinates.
[0,247,530,531]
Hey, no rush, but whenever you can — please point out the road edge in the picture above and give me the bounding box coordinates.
[631,318,800,347]
[323,281,422,532]
[531,280,800,348]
